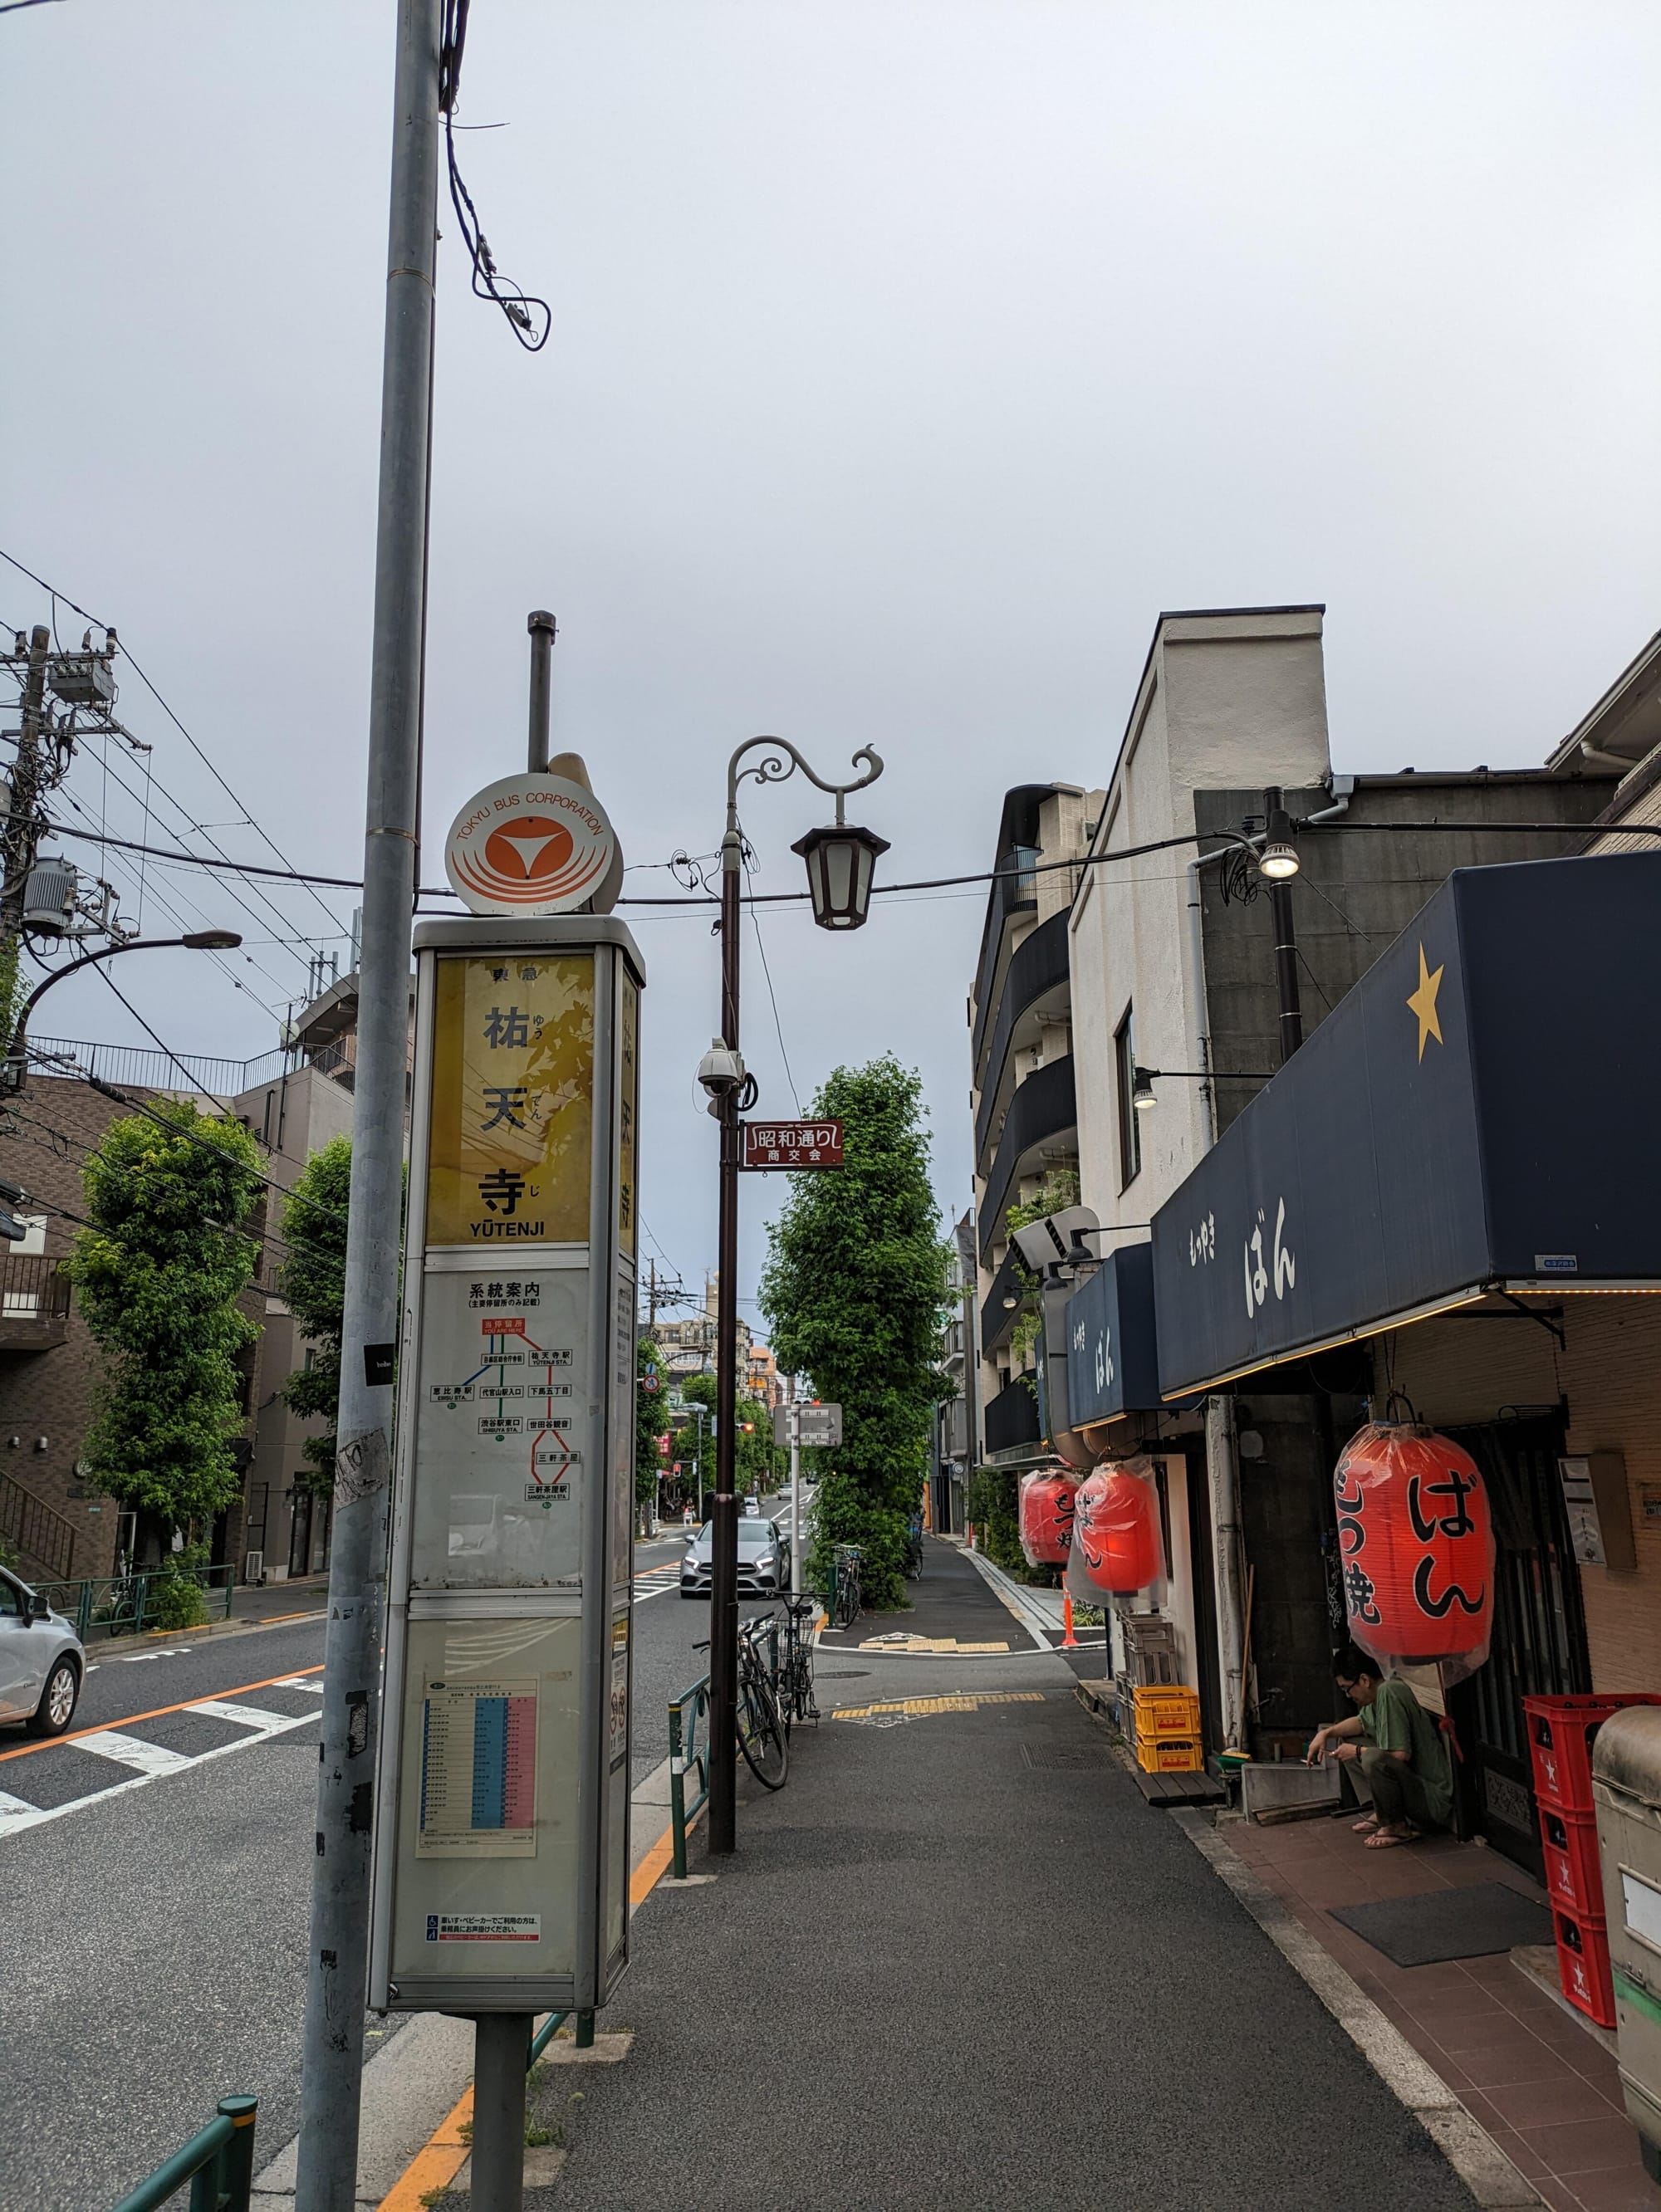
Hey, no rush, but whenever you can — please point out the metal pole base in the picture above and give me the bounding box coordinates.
[470,2014,532,2212]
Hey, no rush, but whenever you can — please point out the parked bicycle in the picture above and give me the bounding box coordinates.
[736,1617,789,1788]
[830,1543,863,1631]
[693,1622,789,1790]
[774,1592,819,1730]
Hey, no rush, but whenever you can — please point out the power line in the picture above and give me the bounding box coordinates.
[742,850,803,1114]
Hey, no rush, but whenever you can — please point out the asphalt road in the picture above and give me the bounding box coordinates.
[0,1612,328,2212]
[630,1490,804,1786]
[0,1499,804,2212]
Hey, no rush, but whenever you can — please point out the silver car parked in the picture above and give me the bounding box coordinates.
[0,1567,85,1735]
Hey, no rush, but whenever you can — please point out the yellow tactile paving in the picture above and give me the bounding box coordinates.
[830,1691,1044,1722]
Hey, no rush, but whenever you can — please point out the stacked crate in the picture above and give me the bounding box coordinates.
[1130,1685,1203,1774]
[1522,1693,1661,2028]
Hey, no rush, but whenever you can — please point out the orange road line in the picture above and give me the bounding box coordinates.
[0,1663,324,1764]
[375,1815,684,2210]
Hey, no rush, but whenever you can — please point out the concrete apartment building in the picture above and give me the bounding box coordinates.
[968,782,1101,1458]
[968,602,1616,1765]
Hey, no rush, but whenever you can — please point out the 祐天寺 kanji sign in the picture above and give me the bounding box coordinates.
[741,1120,843,1171]
[426,954,594,1244]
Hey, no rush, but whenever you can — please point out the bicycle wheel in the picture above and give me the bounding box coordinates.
[737,1663,790,1789]
[835,1570,860,1631]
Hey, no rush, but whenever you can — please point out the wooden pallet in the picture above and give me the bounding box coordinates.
[1129,1762,1227,1806]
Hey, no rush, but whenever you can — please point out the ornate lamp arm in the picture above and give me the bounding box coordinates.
[725,736,883,837]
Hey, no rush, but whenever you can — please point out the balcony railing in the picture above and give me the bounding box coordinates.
[978,1054,1077,1265]
[968,847,1040,1074]
[982,1375,1041,1458]
[973,908,1071,1166]
[0,1254,73,1326]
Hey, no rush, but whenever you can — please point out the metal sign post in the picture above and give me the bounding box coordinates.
[368,912,644,2204]
[771,1402,841,1601]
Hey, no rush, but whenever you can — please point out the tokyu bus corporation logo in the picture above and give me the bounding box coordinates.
[444,772,618,916]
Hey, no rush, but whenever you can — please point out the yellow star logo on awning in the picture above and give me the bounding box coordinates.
[1407,942,1444,1061]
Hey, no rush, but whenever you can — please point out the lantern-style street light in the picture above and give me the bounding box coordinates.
[698,736,884,1856]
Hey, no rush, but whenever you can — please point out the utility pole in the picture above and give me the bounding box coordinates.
[0,627,51,983]
[1262,785,1304,1064]
[294,4,442,2208]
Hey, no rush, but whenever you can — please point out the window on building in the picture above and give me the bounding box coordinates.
[1115,1006,1141,1188]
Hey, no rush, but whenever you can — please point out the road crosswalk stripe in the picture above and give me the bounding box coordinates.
[0,1702,319,1845]
[74,1730,194,1776]
[187,1700,311,1733]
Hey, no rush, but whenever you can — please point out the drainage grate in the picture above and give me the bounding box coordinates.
[819,1669,870,1679]
[1020,1744,1097,1770]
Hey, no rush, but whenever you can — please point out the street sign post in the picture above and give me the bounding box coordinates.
[772,1401,841,1599]
[740,1119,843,1171]
[772,1401,842,1450]
[369,912,644,2023]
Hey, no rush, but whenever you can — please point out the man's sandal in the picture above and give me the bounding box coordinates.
[1365,1827,1419,1849]
[1351,1813,1380,1833]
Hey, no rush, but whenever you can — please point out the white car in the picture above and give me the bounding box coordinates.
[0,1568,85,1735]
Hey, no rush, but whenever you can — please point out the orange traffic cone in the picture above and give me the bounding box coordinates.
[1061,1593,1079,1648]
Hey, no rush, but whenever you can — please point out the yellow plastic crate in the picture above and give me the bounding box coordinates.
[1132,1687,1201,1740]
[1136,1735,1203,1774]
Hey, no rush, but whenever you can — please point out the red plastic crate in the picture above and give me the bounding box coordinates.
[1554,1905,1616,2029]
[1523,1693,1661,1815]
[1539,1807,1605,1921]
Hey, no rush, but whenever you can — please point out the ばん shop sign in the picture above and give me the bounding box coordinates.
[445,772,618,917]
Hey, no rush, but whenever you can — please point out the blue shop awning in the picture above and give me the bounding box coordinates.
[1060,1243,1165,1427]
[1151,850,1661,1399]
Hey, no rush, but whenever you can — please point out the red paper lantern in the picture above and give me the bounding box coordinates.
[1071,1466,1162,1594]
[1018,1472,1078,1568]
[1333,1423,1495,1680]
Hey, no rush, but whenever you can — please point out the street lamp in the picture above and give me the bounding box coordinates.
[791,821,889,930]
[699,734,884,1856]
[1133,1064,1279,1109]
[1257,797,1301,881]
[4,928,243,1092]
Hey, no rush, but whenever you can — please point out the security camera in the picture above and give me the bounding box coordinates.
[695,1040,746,1099]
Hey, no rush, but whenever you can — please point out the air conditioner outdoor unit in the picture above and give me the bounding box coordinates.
[243,1549,265,1587]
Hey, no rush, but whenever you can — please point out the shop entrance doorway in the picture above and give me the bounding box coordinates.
[1445,1412,1590,1882]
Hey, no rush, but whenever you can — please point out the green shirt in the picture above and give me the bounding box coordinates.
[1363,1676,1454,1826]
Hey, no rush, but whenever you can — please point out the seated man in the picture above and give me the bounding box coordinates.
[1306,1644,1454,1850]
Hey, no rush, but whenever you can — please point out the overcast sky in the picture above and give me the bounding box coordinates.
[5,2,1659,1329]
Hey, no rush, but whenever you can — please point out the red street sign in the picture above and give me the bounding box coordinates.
[741,1119,845,1171]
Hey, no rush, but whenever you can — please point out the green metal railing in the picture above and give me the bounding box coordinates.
[669,1671,713,1880]
[111,2095,257,2212]
[39,1563,237,1644]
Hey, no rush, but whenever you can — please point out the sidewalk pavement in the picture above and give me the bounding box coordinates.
[1226,1807,1646,2210]
[230,1573,331,1625]
[438,1539,1510,2211]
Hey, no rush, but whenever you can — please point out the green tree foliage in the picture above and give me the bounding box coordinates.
[275,1135,354,1498]
[69,1102,263,1531]
[760,1055,948,1611]
[635,1334,668,1516]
